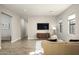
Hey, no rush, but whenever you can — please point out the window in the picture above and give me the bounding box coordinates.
[69,19,75,34]
[59,22,62,33]
[68,14,76,34]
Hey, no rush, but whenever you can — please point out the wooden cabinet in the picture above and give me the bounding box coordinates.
[37,33,50,38]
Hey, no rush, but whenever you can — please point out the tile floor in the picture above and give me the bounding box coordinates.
[0,39,36,55]
[0,38,79,55]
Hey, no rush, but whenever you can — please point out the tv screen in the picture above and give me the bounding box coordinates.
[37,23,49,30]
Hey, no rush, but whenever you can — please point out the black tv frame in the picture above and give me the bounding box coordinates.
[37,23,49,30]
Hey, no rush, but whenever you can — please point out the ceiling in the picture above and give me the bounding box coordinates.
[1,4,71,19]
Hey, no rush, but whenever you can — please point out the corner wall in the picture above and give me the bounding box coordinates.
[56,4,79,41]
[21,19,28,39]
[11,16,21,43]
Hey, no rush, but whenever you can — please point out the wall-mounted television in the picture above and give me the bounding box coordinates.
[37,23,49,30]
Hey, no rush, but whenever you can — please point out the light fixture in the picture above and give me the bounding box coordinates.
[53,27,56,30]
[52,27,56,35]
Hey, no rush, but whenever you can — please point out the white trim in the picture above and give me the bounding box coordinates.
[28,37,38,40]
[11,37,21,43]
[68,14,76,20]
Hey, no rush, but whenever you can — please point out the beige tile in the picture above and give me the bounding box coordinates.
[1,39,79,55]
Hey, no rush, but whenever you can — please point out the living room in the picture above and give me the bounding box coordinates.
[0,4,79,55]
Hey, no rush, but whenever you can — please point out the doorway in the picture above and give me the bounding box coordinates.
[21,19,27,39]
[0,12,12,41]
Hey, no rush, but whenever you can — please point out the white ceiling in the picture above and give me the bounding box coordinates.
[1,4,71,18]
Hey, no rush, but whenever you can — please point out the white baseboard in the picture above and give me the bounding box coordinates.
[28,37,37,40]
[11,37,21,43]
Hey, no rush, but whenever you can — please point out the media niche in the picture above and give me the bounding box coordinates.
[37,23,49,30]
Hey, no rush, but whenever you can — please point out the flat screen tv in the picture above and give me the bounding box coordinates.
[37,23,49,30]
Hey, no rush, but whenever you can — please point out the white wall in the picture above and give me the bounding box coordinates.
[56,4,79,41]
[25,21,28,37]
[21,19,28,39]
[11,16,21,43]
[0,6,22,43]
[27,16,56,39]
